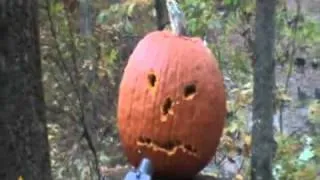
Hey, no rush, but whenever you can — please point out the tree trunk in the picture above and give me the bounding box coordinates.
[0,1,52,180]
[251,0,277,180]
[154,0,169,30]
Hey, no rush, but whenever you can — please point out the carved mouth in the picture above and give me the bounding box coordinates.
[136,136,198,157]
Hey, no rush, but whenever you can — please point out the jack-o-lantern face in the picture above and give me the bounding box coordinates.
[117,31,226,179]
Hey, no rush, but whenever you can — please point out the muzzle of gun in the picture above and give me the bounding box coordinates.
[124,158,153,180]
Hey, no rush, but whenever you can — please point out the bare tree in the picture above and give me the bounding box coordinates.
[0,1,52,179]
[251,0,277,179]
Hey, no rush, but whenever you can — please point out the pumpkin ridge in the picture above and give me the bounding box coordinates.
[163,37,182,168]
[139,84,150,156]
[118,75,136,150]
[159,39,173,123]
[140,45,163,154]
[148,43,169,165]
[177,41,198,152]
[179,39,200,163]
[159,40,176,169]
[129,76,140,148]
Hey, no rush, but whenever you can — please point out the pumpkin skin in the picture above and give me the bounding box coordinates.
[117,30,226,179]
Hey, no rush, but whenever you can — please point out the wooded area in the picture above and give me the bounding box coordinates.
[0,0,319,179]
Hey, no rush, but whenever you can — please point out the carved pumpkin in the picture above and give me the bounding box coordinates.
[117,30,226,179]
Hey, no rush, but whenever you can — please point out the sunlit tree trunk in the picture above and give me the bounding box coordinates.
[0,1,52,179]
[251,0,277,179]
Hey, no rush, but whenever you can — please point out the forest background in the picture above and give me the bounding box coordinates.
[32,0,320,179]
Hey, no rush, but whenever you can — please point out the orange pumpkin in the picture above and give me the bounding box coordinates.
[117,30,226,179]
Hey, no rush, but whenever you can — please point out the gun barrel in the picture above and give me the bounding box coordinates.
[138,158,153,175]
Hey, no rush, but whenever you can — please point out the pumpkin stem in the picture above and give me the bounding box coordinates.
[166,0,188,36]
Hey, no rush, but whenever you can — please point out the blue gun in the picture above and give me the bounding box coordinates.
[124,158,153,180]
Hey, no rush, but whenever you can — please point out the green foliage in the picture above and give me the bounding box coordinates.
[273,134,320,180]
[180,0,216,36]
[96,1,154,35]
[308,100,320,124]
[180,0,256,85]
